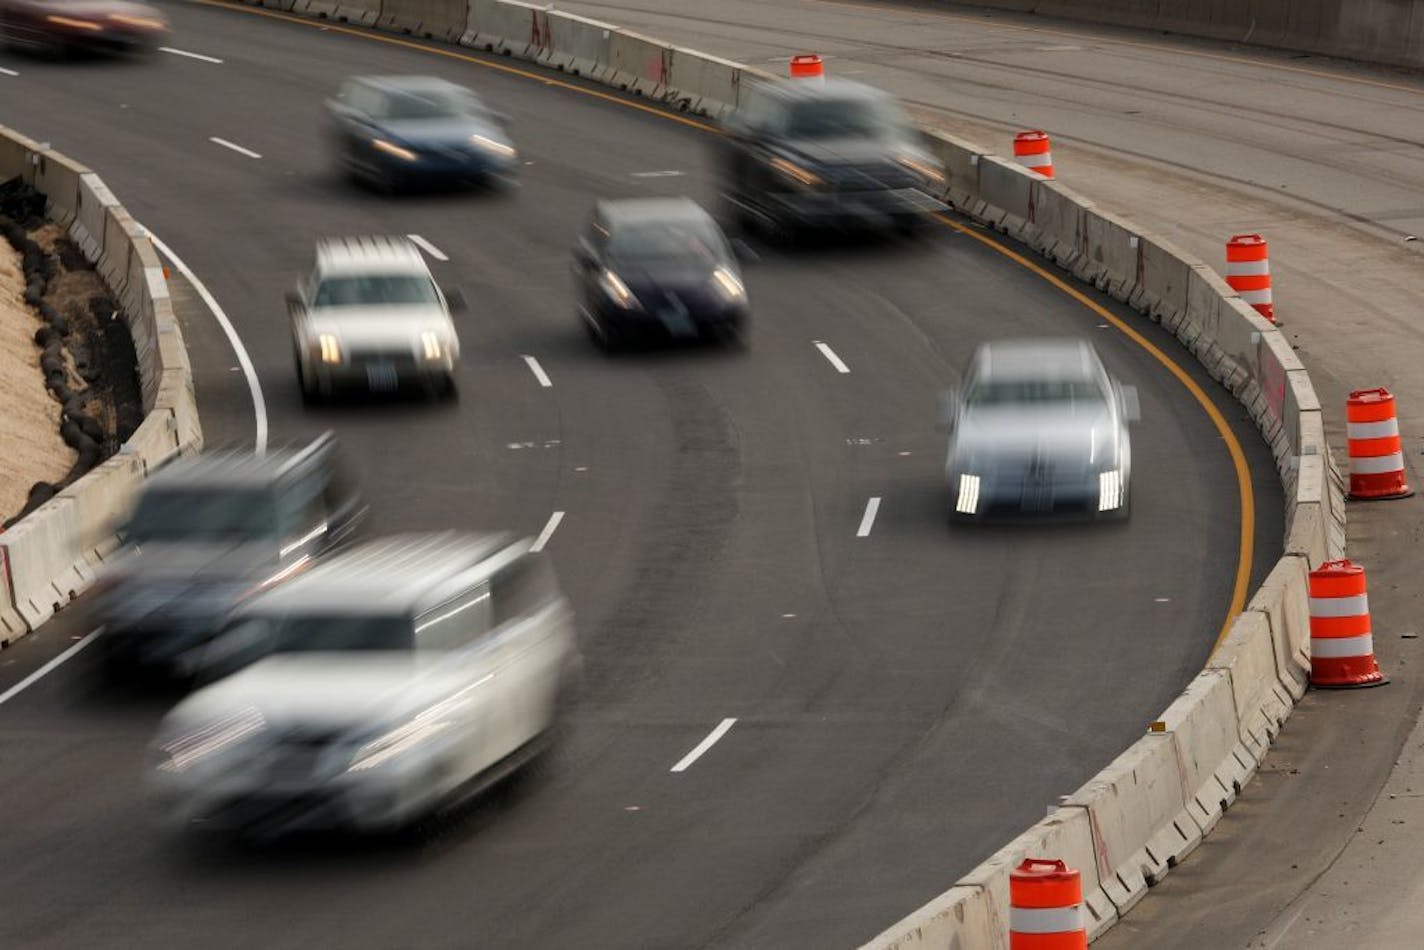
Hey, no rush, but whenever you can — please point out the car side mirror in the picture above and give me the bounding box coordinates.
[573,240,597,269]
[936,389,958,431]
[730,238,760,264]
[1120,384,1141,423]
[444,287,468,313]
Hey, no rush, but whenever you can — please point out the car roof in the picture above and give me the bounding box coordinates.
[761,76,894,105]
[349,75,470,96]
[243,531,522,615]
[143,434,334,492]
[973,338,1103,382]
[314,235,429,278]
[596,197,714,229]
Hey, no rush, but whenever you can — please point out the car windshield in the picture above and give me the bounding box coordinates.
[126,488,277,543]
[607,221,727,269]
[966,379,1107,409]
[784,98,902,141]
[268,615,413,652]
[375,88,482,121]
[313,275,438,308]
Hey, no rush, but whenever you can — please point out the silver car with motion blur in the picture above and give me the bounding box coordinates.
[146,532,578,836]
[288,236,463,401]
[941,338,1139,520]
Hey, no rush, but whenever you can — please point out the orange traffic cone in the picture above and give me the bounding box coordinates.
[1308,559,1387,689]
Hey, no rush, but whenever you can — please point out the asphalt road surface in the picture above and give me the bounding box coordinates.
[0,3,1280,947]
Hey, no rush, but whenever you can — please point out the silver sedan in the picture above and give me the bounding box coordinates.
[940,338,1138,519]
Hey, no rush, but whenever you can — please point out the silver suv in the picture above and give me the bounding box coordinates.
[288,236,462,401]
[147,531,578,835]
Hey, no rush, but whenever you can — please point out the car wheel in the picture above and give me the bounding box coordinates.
[428,373,458,402]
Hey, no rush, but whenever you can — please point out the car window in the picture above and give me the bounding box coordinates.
[312,275,439,308]
[268,614,414,652]
[371,87,483,121]
[783,98,904,141]
[126,487,278,543]
[965,379,1107,409]
[607,220,729,269]
[414,583,492,651]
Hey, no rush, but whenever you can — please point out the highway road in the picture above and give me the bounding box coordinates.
[0,3,1280,947]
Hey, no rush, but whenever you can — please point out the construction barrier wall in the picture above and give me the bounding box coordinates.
[0,125,203,636]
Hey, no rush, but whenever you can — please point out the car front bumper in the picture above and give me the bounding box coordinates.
[771,187,948,227]
[949,471,1127,519]
[311,351,457,393]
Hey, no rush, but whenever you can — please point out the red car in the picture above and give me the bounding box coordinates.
[0,0,169,56]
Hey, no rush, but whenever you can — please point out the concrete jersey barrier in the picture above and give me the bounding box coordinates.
[167,3,1348,944]
[0,124,202,635]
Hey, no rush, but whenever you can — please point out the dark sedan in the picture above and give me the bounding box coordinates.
[718,77,947,237]
[0,0,167,56]
[574,198,750,349]
[327,74,518,193]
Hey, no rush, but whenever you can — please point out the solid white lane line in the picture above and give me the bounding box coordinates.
[160,46,224,64]
[856,496,881,537]
[209,136,261,159]
[145,229,269,454]
[522,354,552,388]
[630,170,685,178]
[671,718,737,773]
[814,340,850,374]
[0,67,18,77]
[406,234,448,261]
[529,511,564,553]
[0,631,99,708]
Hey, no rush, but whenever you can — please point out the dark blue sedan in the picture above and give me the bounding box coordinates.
[327,75,518,193]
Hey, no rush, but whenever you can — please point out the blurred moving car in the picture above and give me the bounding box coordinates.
[574,198,750,349]
[717,77,947,237]
[91,433,366,680]
[940,339,1138,520]
[289,236,463,401]
[327,75,517,193]
[0,0,167,56]
[147,531,578,835]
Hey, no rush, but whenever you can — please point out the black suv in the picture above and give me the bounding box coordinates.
[91,432,367,682]
[718,78,948,237]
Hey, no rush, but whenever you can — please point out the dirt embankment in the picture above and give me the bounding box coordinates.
[0,180,143,526]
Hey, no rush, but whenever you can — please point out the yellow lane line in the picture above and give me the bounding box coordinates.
[196,0,1256,648]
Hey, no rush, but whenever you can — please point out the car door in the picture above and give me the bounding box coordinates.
[414,579,497,782]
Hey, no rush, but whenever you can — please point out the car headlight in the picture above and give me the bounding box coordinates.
[155,706,267,773]
[897,153,945,187]
[710,267,745,304]
[317,333,342,364]
[347,718,455,773]
[470,134,516,160]
[955,473,982,515]
[372,138,418,162]
[1098,469,1125,512]
[46,15,103,30]
[598,269,639,310]
[420,331,443,361]
[770,156,822,189]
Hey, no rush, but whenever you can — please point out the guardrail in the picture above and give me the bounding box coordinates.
[147,2,1354,942]
[0,126,203,645]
